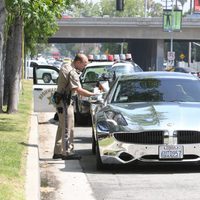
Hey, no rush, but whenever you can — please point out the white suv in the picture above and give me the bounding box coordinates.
[26,59,48,79]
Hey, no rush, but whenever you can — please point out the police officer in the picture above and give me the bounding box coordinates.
[53,53,96,160]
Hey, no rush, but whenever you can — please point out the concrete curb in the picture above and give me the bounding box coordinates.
[25,113,40,200]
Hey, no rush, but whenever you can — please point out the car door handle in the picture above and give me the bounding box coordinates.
[34,88,43,91]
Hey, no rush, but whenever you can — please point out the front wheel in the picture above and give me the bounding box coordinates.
[96,143,107,170]
[92,128,96,154]
[74,97,91,126]
[42,73,51,83]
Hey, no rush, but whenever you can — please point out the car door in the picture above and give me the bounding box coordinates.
[33,65,59,112]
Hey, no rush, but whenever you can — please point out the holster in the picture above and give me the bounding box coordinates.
[53,91,71,105]
[62,92,71,105]
[53,92,62,104]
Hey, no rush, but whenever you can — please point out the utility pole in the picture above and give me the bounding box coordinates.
[188,42,192,67]
[163,0,182,68]
[175,0,177,8]
[163,0,178,67]
[189,0,193,67]
[116,0,124,11]
[190,0,193,14]
[144,0,147,17]
[170,0,174,53]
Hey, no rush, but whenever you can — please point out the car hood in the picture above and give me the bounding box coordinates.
[105,102,200,131]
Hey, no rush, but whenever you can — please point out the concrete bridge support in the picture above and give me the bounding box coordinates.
[156,39,165,71]
[128,39,164,71]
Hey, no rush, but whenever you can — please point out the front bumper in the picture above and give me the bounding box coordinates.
[98,134,200,165]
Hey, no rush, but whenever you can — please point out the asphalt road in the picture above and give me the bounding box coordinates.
[38,112,200,200]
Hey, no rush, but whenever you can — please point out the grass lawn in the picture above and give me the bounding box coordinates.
[0,80,33,200]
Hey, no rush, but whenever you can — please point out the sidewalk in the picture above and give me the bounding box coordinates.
[25,112,96,200]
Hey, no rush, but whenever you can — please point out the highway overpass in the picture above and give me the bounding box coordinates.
[49,16,200,70]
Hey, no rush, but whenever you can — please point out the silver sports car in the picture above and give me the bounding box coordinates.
[91,72,200,169]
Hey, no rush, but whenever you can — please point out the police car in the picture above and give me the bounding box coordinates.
[32,61,111,114]
[33,65,59,112]
[33,53,135,122]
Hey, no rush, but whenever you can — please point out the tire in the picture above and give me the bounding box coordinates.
[92,128,96,154]
[96,143,106,170]
[42,73,51,83]
[53,112,59,121]
[74,97,82,126]
[75,112,85,126]
[74,97,91,126]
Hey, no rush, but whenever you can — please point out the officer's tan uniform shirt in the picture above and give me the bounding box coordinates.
[57,62,81,97]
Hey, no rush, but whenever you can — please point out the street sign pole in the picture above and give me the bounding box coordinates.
[170,32,173,54]
[163,1,182,68]
[170,0,174,64]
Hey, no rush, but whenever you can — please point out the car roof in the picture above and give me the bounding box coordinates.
[118,71,198,80]
[86,61,114,67]
[111,61,143,71]
[112,62,134,67]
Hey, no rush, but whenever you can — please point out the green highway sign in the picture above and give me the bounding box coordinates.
[163,9,182,32]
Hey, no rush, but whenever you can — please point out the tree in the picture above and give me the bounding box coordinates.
[4,14,23,113]
[100,0,144,17]
[0,0,6,113]
[72,0,163,17]
[71,0,144,17]
[147,0,163,17]
[0,0,79,113]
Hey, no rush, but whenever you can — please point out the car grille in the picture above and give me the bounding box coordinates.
[113,131,200,145]
[177,131,200,144]
[113,131,164,144]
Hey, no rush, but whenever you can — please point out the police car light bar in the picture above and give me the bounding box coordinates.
[87,53,133,62]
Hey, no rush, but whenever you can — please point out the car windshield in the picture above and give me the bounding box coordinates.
[81,65,112,91]
[81,65,111,82]
[112,78,200,103]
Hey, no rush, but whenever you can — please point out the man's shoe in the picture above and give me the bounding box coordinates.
[52,154,62,159]
[62,153,81,160]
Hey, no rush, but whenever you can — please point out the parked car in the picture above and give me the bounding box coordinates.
[32,63,111,123]
[172,67,200,78]
[33,65,59,84]
[108,61,143,81]
[91,72,200,169]
[53,60,63,69]
[26,59,48,79]
[74,61,114,125]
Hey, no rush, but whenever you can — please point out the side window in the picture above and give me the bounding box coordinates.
[84,71,98,82]
[30,62,38,68]
[34,66,59,85]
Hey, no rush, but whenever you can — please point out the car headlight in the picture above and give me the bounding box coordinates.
[104,111,128,126]
[97,121,109,132]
